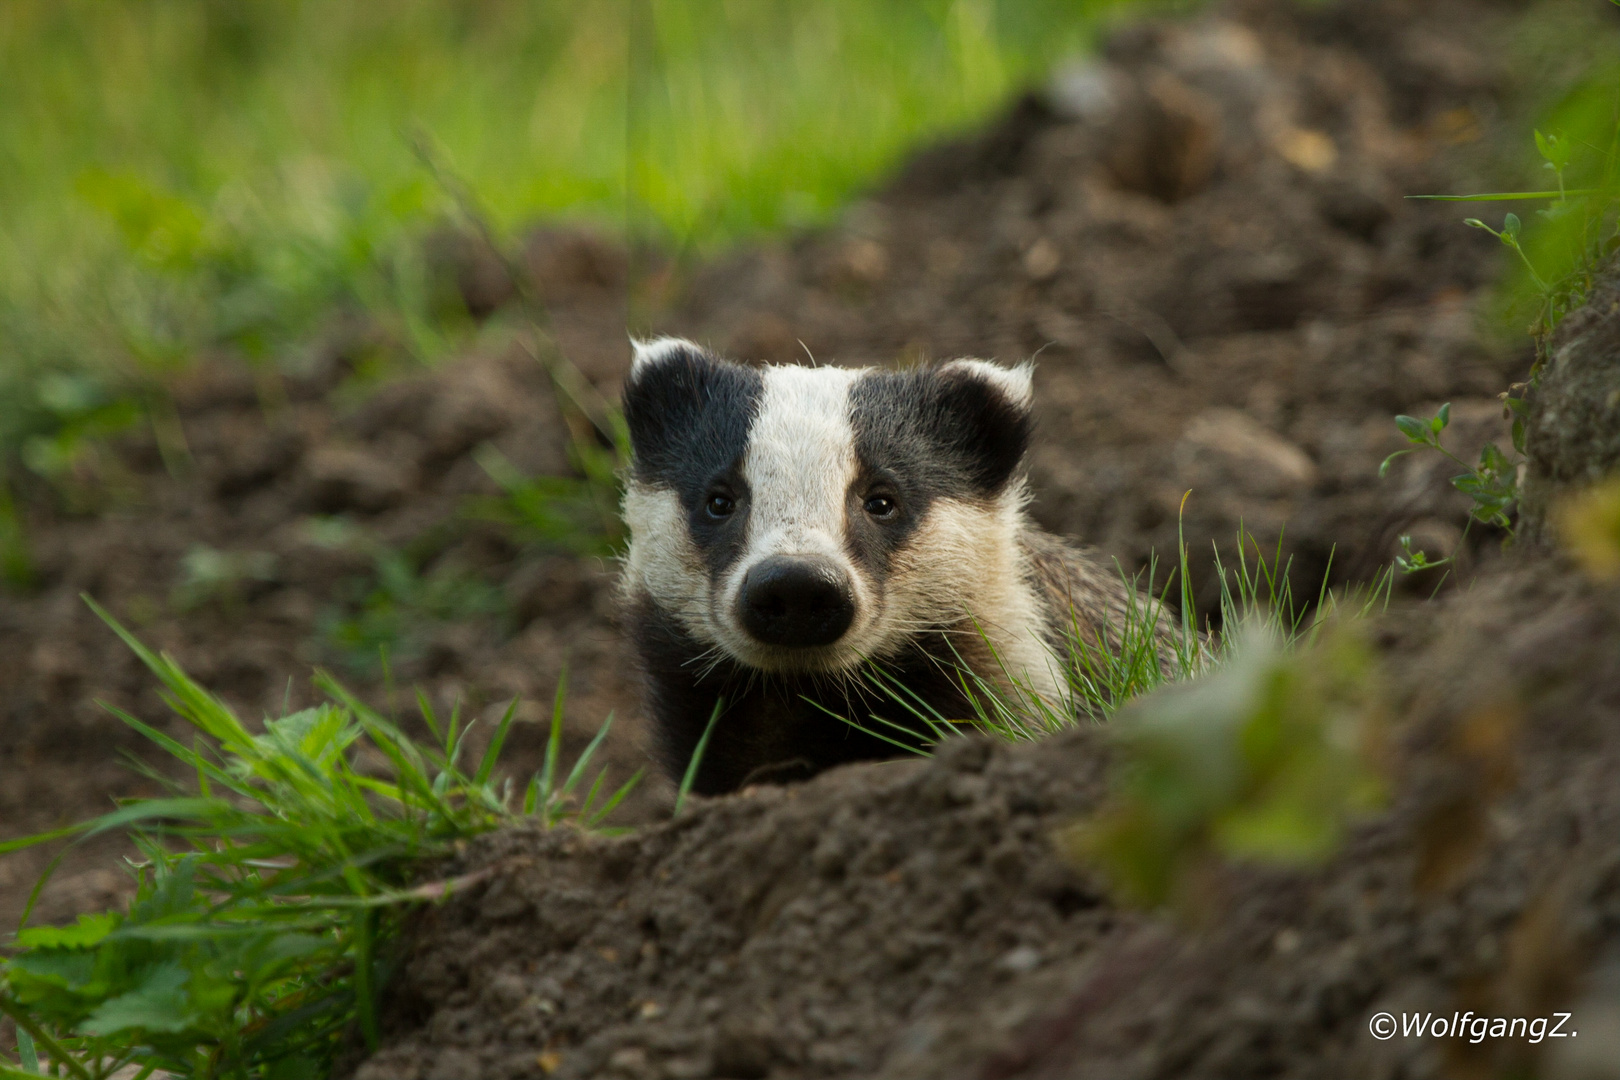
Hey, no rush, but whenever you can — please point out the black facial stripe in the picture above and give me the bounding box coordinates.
[845,365,1032,574]
[623,344,765,579]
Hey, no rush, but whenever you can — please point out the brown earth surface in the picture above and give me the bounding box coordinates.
[351,557,1620,1080]
[3,0,1620,1074]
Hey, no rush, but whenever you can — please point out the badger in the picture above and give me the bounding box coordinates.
[620,338,1170,794]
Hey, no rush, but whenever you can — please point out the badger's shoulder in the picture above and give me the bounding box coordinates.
[1017,527,1181,671]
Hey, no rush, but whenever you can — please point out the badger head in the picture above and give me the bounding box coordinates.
[620,338,1037,677]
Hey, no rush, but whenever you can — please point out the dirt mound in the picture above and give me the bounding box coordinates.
[351,557,1620,1080]
[361,733,1120,1080]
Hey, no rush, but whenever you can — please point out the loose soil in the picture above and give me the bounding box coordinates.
[352,557,1620,1080]
[3,0,1619,1075]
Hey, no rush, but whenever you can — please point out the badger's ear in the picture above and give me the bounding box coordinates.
[938,358,1034,409]
[622,339,760,484]
[629,336,707,377]
[933,359,1034,493]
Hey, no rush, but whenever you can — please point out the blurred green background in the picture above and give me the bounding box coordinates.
[2,0,1612,538]
[0,0,1153,479]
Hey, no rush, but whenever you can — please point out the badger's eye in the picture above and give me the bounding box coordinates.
[864,494,897,518]
[706,493,736,518]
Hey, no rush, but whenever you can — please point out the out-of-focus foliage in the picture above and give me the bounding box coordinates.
[0,0,1148,485]
[1430,0,1620,351]
[1389,10,1619,557]
[1064,625,1387,912]
[1558,477,1620,582]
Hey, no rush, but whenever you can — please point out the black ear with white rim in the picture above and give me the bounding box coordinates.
[932,359,1034,494]
[622,338,763,488]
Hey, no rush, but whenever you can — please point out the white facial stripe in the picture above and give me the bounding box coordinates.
[701,364,869,667]
[739,364,864,562]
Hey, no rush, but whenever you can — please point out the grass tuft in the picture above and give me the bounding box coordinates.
[0,598,635,1079]
[830,526,1394,751]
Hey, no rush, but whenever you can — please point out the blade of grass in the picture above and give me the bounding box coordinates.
[535,669,569,814]
[474,696,522,787]
[1408,189,1599,201]
[555,712,616,812]
[674,699,724,815]
[588,769,644,828]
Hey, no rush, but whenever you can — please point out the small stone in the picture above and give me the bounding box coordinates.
[607,1046,649,1074]
[425,1049,481,1080]
[997,945,1043,973]
[1023,238,1062,281]
[303,444,414,512]
[1176,408,1318,498]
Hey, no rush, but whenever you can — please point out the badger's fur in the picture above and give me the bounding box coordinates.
[620,338,1165,794]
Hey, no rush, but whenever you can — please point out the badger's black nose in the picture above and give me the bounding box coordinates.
[739,555,855,647]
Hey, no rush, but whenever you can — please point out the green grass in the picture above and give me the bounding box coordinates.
[840,527,1394,751]
[0,602,637,1079]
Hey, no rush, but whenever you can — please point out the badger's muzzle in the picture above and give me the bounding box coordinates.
[738,555,856,648]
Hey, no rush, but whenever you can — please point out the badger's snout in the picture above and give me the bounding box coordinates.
[738,555,856,647]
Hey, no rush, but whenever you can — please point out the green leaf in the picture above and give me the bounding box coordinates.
[1534,129,1573,170]
[267,1054,326,1080]
[474,696,521,788]
[14,913,118,950]
[556,711,617,810]
[13,1028,39,1076]
[1503,212,1521,239]
[1393,415,1430,444]
[1433,402,1451,432]
[6,949,104,998]
[79,964,198,1036]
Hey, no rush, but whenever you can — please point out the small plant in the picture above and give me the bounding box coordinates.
[1416,92,1620,358]
[1062,621,1387,912]
[0,600,637,1079]
[170,546,279,613]
[1392,76,1620,558]
[1379,402,1523,548]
